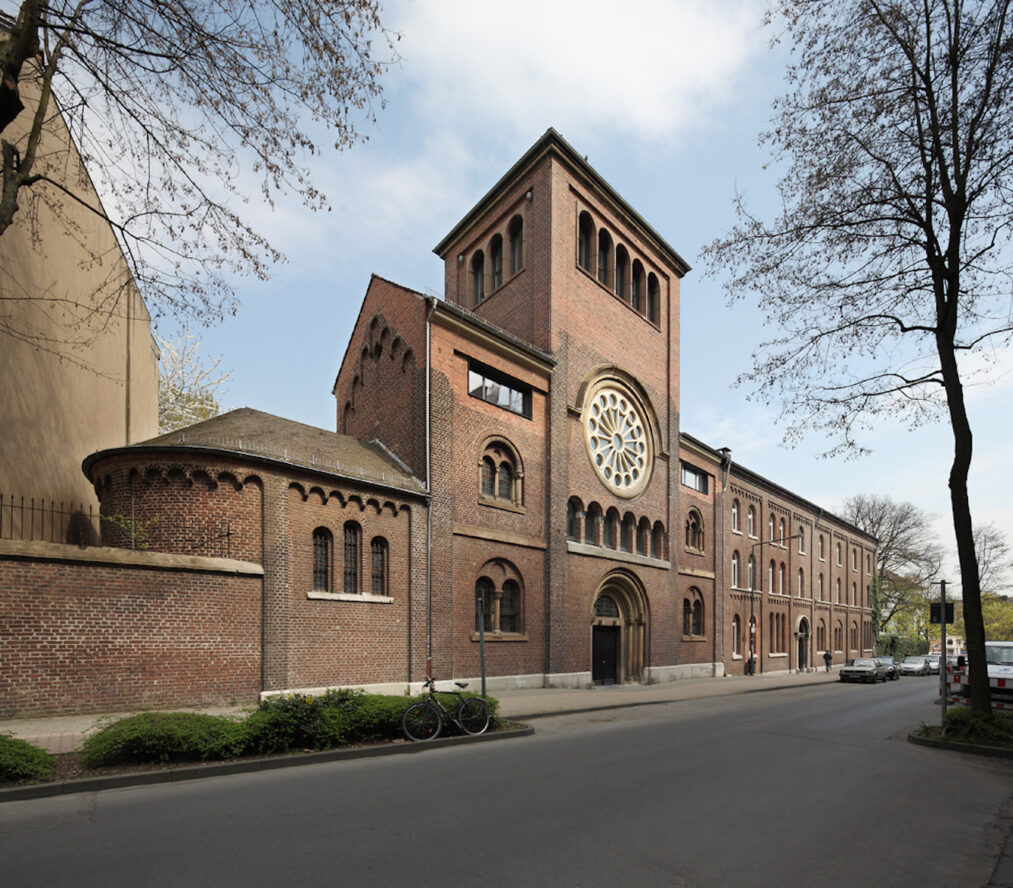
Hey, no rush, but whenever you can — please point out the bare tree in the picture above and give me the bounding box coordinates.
[974,523,1012,595]
[156,328,230,434]
[704,0,1013,713]
[842,494,943,632]
[0,1,396,338]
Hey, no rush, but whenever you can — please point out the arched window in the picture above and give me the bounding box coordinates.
[585,502,603,546]
[615,245,629,300]
[370,537,388,597]
[620,512,636,552]
[835,578,841,603]
[578,212,594,271]
[731,499,740,531]
[818,573,824,601]
[747,554,756,590]
[652,521,666,558]
[603,508,620,549]
[731,550,741,587]
[480,457,495,496]
[471,251,485,305]
[637,517,651,555]
[343,521,361,594]
[732,614,742,656]
[475,577,494,632]
[850,621,858,651]
[778,562,785,595]
[567,497,583,542]
[851,548,857,570]
[768,559,775,593]
[632,259,645,312]
[312,527,332,592]
[685,509,704,551]
[647,273,660,323]
[779,518,786,545]
[798,526,805,553]
[798,568,805,597]
[819,535,825,560]
[490,234,503,290]
[747,506,756,537]
[683,590,704,637]
[479,440,522,507]
[851,582,857,606]
[769,514,775,542]
[509,215,524,274]
[595,595,620,618]
[836,541,842,565]
[500,580,520,633]
[597,229,612,285]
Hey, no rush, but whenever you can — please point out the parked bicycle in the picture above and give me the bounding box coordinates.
[402,676,490,741]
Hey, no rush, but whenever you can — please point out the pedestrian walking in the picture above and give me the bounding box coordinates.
[823,649,832,672]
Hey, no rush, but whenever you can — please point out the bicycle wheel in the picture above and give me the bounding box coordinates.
[402,700,442,741]
[456,696,490,735]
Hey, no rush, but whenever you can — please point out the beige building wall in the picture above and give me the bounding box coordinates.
[0,74,157,528]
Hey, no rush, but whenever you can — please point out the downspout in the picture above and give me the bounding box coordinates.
[717,448,732,676]
[425,298,436,678]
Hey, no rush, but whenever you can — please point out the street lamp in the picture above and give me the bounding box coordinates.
[748,530,804,676]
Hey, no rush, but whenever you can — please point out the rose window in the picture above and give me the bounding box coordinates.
[583,383,653,497]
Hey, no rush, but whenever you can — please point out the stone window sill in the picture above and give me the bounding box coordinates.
[470,631,528,642]
[307,591,394,603]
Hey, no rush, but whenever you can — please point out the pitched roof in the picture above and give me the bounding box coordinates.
[86,408,425,495]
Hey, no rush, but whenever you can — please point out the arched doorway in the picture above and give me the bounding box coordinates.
[797,617,811,671]
[591,573,647,685]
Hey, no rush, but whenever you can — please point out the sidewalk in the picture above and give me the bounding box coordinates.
[1,669,842,754]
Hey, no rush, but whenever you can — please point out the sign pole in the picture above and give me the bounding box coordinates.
[940,579,948,725]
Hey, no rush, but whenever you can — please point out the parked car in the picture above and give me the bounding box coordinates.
[925,654,942,674]
[877,655,901,680]
[899,655,930,676]
[840,657,890,683]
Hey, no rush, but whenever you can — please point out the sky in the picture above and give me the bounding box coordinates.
[150,0,1010,594]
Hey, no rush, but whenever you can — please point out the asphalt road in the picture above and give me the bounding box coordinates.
[2,678,1010,887]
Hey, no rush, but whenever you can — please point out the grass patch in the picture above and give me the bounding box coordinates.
[919,707,1013,749]
[0,732,54,782]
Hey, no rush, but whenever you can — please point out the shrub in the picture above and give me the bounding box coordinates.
[80,712,248,767]
[0,733,53,783]
[942,707,1013,747]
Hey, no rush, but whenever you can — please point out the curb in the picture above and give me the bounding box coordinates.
[907,732,1013,760]
[0,723,534,803]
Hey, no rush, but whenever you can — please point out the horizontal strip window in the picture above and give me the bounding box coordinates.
[680,462,708,494]
[468,360,532,419]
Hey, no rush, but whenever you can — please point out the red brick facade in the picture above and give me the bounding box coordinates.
[0,130,876,717]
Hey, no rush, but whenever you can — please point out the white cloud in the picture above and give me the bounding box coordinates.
[388,0,767,148]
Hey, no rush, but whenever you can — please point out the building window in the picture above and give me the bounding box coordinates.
[836,541,842,565]
[312,527,332,592]
[768,559,775,594]
[578,212,594,271]
[681,462,708,494]
[683,590,704,638]
[732,614,742,656]
[475,565,524,635]
[597,233,610,284]
[615,246,629,300]
[835,578,841,603]
[748,506,756,538]
[636,517,650,555]
[471,251,485,305]
[567,497,583,541]
[851,548,857,571]
[778,562,785,595]
[475,576,494,632]
[798,568,805,597]
[632,260,645,313]
[509,215,524,274]
[468,360,532,418]
[343,522,361,594]
[732,499,740,532]
[585,502,603,545]
[370,537,388,597]
[500,580,520,633]
[595,595,620,618]
[732,550,741,588]
[685,509,704,551]
[651,521,666,559]
[479,439,523,508]
[819,535,825,560]
[779,518,786,545]
[768,514,775,543]
[798,527,805,553]
[851,582,857,606]
[647,273,660,323]
[490,235,503,290]
[747,554,756,590]
[818,573,824,601]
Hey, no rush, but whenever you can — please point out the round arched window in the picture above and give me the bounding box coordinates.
[583,379,653,498]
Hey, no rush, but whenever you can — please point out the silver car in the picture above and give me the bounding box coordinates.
[839,657,889,683]
[899,655,930,676]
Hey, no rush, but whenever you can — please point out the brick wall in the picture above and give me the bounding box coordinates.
[0,542,262,718]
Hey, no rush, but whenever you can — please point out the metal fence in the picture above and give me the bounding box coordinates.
[0,494,101,546]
